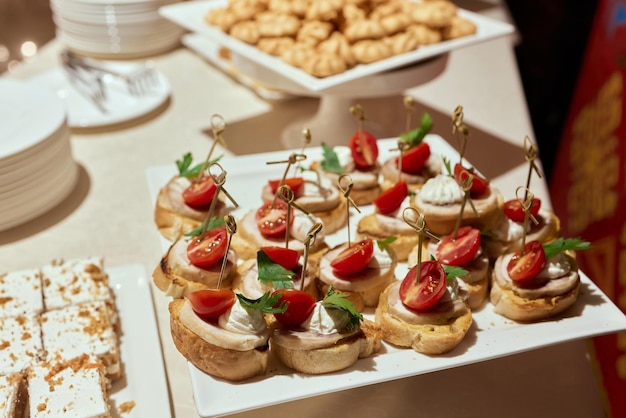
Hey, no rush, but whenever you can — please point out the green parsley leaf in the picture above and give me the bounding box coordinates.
[322,286,363,329]
[376,237,397,251]
[442,156,453,177]
[237,291,288,314]
[399,112,433,147]
[184,216,226,237]
[320,143,344,174]
[256,250,295,289]
[543,238,591,259]
[175,153,223,178]
[443,264,468,279]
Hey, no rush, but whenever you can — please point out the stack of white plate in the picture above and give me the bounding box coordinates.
[0,79,78,232]
[51,0,185,59]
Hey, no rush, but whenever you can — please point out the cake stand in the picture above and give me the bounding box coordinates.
[229,52,449,149]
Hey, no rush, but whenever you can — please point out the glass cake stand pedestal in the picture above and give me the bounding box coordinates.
[229,52,449,149]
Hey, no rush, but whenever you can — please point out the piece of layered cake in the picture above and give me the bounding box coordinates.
[28,356,111,418]
[0,268,44,318]
[40,301,120,381]
[41,258,118,326]
[0,315,43,376]
[0,373,28,418]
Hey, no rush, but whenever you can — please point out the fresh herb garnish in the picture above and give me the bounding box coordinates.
[237,291,288,314]
[399,112,433,147]
[442,264,469,285]
[376,237,397,251]
[543,238,590,258]
[320,143,344,174]
[256,250,295,289]
[322,286,363,329]
[184,216,225,237]
[175,152,223,178]
[442,156,453,177]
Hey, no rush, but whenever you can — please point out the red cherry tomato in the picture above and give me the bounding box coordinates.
[186,227,228,268]
[399,261,447,311]
[272,289,317,328]
[182,175,217,210]
[453,163,489,197]
[255,201,292,238]
[400,142,431,174]
[330,239,375,276]
[187,289,236,319]
[373,180,408,214]
[349,130,379,169]
[261,246,300,270]
[436,226,481,267]
[507,240,547,283]
[503,197,542,223]
[268,177,304,197]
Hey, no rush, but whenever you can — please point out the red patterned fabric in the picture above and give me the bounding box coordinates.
[550,1,626,417]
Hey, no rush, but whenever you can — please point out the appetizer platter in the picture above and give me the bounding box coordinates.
[145,128,626,417]
[159,0,515,92]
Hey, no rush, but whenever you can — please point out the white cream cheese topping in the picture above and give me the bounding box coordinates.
[373,196,415,234]
[218,298,267,334]
[420,174,463,205]
[302,302,349,335]
[290,212,327,243]
[333,145,356,172]
[179,299,269,351]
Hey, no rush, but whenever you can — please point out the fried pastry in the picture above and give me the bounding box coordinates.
[351,39,393,64]
[302,52,347,77]
[442,15,478,40]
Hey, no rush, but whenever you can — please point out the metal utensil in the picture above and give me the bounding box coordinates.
[61,50,159,96]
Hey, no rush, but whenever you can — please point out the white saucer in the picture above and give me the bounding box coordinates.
[30,63,170,129]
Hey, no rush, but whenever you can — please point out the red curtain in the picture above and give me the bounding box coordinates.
[549,1,626,416]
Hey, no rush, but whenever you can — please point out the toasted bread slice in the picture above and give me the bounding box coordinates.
[375,282,472,354]
[169,299,269,381]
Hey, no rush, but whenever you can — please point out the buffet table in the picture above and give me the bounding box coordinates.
[0,12,610,418]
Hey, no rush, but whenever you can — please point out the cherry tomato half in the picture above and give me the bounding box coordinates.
[261,246,300,270]
[330,239,375,276]
[186,227,228,268]
[507,240,547,284]
[373,180,408,214]
[436,226,481,267]
[182,175,217,210]
[272,289,317,328]
[503,197,542,223]
[268,177,304,197]
[187,289,236,320]
[255,200,292,238]
[349,130,379,169]
[399,261,447,311]
[453,163,489,197]
[399,142,430,174]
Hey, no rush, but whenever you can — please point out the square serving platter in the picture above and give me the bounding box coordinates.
[109,264,172,418]
[145,136,626,418]
[159,0,516,92]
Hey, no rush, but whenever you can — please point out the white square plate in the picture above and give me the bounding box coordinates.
[159,0,515,92]
[145,136,626,418]
[109,264,172,418]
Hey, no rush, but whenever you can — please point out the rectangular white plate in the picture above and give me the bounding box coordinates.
[109,264,172,418]
[145,136,626,418]
[159,0,515,92]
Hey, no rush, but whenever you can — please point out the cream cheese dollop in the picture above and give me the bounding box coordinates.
[333,145,357,172]
[302,302,349,334]
[179,299,269,351]
[218,298,267,334]
[290,212,327,243]
[420,174,463,205]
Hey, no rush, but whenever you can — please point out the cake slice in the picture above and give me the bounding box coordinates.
[41,258,117,326]
[28,356,111,418]
[0,268,44,318]
[0,315,43,375]
[40,301,121,381]
[0,373,28,418]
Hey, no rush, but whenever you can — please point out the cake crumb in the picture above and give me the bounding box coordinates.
[119,400,136,414]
